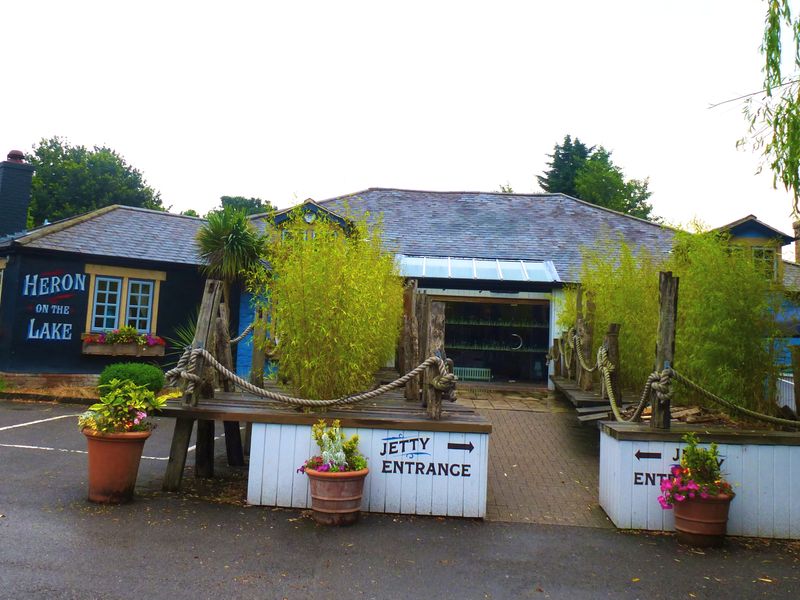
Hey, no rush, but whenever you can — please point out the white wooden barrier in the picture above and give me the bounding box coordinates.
[248,423,489,517]
[777,377,797,415]
[600,422,800,539]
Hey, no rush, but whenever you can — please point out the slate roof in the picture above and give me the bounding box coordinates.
[1,205,205,266]
[783,261,800,291]
[313,188,676,282]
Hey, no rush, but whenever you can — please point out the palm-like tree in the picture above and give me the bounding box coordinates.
[196,207,265,307]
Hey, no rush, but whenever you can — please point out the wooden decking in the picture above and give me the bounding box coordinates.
[161,387,492,434]
[550,376,633,423]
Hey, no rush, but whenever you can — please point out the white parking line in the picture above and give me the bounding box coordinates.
[0,414,81,432]
[0,433,227,461]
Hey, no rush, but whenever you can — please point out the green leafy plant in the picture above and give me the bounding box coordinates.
[98,362,165,393]
[250,210,403,400]
[572,228,782,415]
[297,419,367,473]
[658,433,734,509]
[78,379,180,433]
[82,326,166,348]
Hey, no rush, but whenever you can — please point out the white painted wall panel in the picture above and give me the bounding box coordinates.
[599,430,800,539]
[248,423,490,517]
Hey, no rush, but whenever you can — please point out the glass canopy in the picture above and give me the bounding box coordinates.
[396,255,560,283]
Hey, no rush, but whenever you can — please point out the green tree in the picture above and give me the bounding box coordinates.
[574,147,654,219]
[26,137,163,227]
[537,135,591,197]
[538,136,655,220]
[196,207,265,306]
[180,209,200,217]
[742,1,800,213]
[209,196,274,216]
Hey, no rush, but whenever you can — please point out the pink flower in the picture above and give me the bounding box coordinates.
[700,492,710,499]
[673,493,686,502]
[660,479,673,492]
[658,496,672,510]
[670,465,682,477]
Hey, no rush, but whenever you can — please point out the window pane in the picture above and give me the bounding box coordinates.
[126,279,154,332]
[91,276,121,332]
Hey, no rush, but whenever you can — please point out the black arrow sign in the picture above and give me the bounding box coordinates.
[448,442,474,453]
[635,450,662,461]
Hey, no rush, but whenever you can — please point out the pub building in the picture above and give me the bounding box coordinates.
[2,150,690,386]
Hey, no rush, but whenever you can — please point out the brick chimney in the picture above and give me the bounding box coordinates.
[794,220,800,263]
[0,150,34,238]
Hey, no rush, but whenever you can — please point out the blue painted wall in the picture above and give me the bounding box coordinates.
[235,290,275,378]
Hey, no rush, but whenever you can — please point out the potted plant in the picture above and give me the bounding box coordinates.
[297,419,369,525]
[78,379,179,503]
[658,432,735,547]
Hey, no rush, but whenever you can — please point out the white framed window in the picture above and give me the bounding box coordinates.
[84,265,166,334]
[126,279,154,332]
[91,276,122,331]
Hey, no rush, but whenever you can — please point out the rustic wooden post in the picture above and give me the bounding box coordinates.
[215,303,244,467]
[579,292,595,391]
[651,271,679,430]
[250,307,268,388]
[603,323,621,403]
[416,292,430,406]
[551,337,561,379]
[403,280,420,402]
[792,347,800,416]
[426,301,446,420]
[163,279,222,491]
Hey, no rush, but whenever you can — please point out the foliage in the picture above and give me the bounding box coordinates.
[574,230,782,415]
[78,379,179,433]
[26,137,163,227]
[496,183,514,193]
[251,211,403,400]
[196,206,265,305]
[538,135,656,220]
[668,230,782,415]
[537,135,591,197]
[0,376,5,393]
[98,362,166,393]
[740,1,800,213]
[577,238,661,392]
[211,196,275,216]
[297,419,367,473]
[658,433,734,509]
[180,209,200,217]
[83,326,165,348]
[163,308,198,367]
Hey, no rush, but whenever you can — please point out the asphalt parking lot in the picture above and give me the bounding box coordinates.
[1,398,799,600]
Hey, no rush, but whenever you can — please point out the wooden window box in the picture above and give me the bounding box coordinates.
[81,341,165,357]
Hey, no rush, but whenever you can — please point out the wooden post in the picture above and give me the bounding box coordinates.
[604,323,621,404]
[403,280,420,402]
[579,292,595,391]
[574,286,583,385]
[416,292,429,406]
[426,301,446,420]
[163,279,222,491]
[792,347,800,417]
[195,419,215,478]
[250,307,267,388]
[651,271,679,430]
[215,303,244,467]
[551,337,561,379]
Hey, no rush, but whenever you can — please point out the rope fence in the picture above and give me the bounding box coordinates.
[165,346,456,409]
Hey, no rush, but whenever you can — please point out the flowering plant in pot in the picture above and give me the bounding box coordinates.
[298,419,369,525]
[658,432,735,547]
[79,379,179,504]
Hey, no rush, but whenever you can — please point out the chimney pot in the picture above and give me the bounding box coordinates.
[6,150,24,162]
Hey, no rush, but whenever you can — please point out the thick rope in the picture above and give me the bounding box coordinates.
[573,333,597,373]
[229,322,254,346]
[166,347,454,408]
[670,369,800,429]
[598,345,652,422]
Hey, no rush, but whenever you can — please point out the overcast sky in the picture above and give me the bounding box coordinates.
[3,1,798,249]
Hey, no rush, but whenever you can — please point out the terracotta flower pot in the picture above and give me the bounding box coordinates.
[673,493,734,547]
[305,467,369,525]
[82,429,151,504]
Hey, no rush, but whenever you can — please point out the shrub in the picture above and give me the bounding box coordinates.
[249,211,403,400]
[98,362,165,393]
